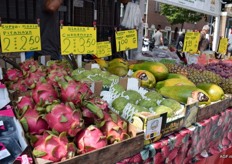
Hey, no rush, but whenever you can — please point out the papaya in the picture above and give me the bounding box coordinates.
[107,66,128,77]
[159,85,211,105]
[129,61,168,81]
[132,70,156,89]
[108,58,128,70]
[196,83,224,102]
[166,73,188,80]
[155,78,195,90]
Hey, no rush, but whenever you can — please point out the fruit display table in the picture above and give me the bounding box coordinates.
[118,108,232,164]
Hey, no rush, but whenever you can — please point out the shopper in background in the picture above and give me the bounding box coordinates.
[198,25,210,52]
[153,25,164,48]
[34,0,63,61]
[176,32,185,51]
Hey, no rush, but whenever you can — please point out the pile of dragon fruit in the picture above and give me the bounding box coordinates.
[4,59,130,162]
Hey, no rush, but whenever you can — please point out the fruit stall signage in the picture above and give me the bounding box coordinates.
[183,32,200,54]
[218,38,228,55]
[60,26,97,55]
[0,24,41,53]
[96,41,112,58]
[115,29,137,52]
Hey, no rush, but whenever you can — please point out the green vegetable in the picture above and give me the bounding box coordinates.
[160,99,181,112]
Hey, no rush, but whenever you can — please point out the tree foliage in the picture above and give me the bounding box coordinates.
[160,4,204,27]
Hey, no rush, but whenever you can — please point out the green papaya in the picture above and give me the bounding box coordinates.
[159,85,211,105]
[107,66,128,77]
[108,58,129,70]
[196,83,224,102]
[155,78,195,90]
[129,61,169,81]
[166,73,188,80]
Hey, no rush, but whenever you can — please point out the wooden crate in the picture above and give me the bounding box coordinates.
[35,124,144,164]
[197,96,232,122]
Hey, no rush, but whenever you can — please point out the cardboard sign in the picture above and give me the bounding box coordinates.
[60,26,97,55]
[0,24,41,53]
[96,41,112,58]
[115,29,137,52]
[183,32,200,54]
[218,38,228,55]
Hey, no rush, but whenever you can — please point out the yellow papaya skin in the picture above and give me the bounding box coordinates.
[130,62,169,81]
[159,86,211,105]
[196,83,225,102]
[132,70,156,88]
[155,78,195,90]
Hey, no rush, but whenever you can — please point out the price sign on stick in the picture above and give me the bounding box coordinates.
[60,26,97,55]
[218,38,228,55]
[183,32,200,54]
[115,29,137,52]
[0,24,41,53]
[96,41,112,58]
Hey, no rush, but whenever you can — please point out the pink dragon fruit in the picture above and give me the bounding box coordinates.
[81,97,109,126]
[32,132,76,162]
[16,96,35,117]
[24,67,47,88]
[46,69,68,87]
[5,68,23,81]
[32,80,59,105]
[101,112,130,144]
[59,76,92,104]
[76,125,107,153]
[47,60,72,73]
[20,108,48,134]
[20,59,40,72]
[59,76,104,119]
[45,103,84,137]
[9,80,28,92]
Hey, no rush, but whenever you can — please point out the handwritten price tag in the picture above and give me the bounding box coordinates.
[96,41,112,58]
[218,38,228,55]
[115,29,137,52]
[183,32,200,54]
[60,26,97,55]
[0,24,41,53]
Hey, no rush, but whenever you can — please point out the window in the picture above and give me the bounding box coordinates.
[155,2,160,13]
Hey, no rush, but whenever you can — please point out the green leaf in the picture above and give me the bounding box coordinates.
[110,113,118,123]
[20,117,28,132]
[60,115,68,123]
[33,149,47,157]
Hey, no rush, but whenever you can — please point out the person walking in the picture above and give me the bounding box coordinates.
[153,25,164,48]
[34,0,63,61]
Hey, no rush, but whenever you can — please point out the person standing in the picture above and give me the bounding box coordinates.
[153,25,164,48]
[198,25,210,52]
[34,0,63,60]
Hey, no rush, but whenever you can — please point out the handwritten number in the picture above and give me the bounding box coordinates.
[63,38,71,53]
[35,36,40,43]
[3,38,10,51]
[78,38,85,53]
[29,36,34,45]
[20,36,27,50]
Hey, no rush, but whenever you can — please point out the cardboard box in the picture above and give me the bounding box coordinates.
[197,95,232,122]
[102,77,199,145]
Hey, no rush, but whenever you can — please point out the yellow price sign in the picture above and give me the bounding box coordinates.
[60,26,97,55]
[0,26,2,38]
[115,29,137,52]
[218,38,228,55]
[0,24,41,53]
[96,41,112,58]
[183,32,200,54]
